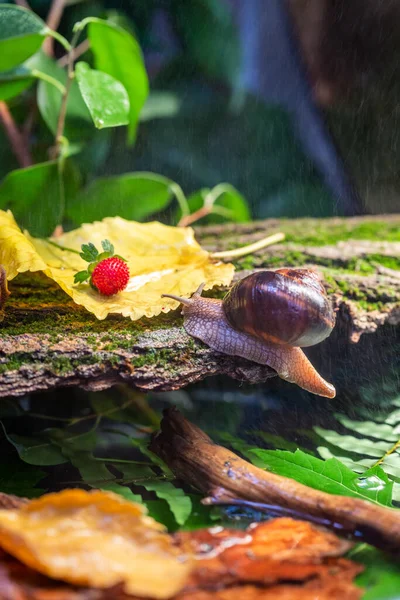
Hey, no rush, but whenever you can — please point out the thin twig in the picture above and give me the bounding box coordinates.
[14,0,31,8]
[43,0,67,56]
[0,102,33,167]
[211,232,285,259]
[58,38,90,67]
[178,205,212,228]
[50,28,81,159]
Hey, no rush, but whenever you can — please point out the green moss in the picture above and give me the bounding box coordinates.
[51,356,73,375]
[280,219,400,246]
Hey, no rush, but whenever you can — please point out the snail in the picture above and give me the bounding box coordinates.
[162,269,336,398]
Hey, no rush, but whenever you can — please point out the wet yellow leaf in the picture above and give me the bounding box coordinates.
[0,489,192,598]
[0,211,234,320]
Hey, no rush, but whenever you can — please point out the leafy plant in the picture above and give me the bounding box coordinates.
[314,398,400,501]
[0,4,251,237]
[0,391,204,530]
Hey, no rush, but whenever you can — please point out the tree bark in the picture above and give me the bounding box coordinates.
[0,215,398,398]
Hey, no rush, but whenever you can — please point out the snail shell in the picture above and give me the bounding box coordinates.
[223,269,335,347]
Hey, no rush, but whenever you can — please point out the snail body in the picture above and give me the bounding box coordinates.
[162,269,336,398]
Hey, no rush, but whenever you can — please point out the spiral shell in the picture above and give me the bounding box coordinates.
[222,269,335,347]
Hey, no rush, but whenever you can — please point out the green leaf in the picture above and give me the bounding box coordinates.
[119,463,192,526]
[75,61,129,129]
[0,65,34,101]
[1,422,67,466]
[66,172,175,225]
[74,270,90,283]
[36,52,91,139]
[350,545,400,600]
[140,92,181,122]
[88,18,149,142]
[0,160,66,237]
[0,5,47,71]
[0,458,45,498]
[179,183,251,224]
[170,0,241,86]
[79,242,99,263]
[248,448,393,507]
[314,403,400,502]
[101,239,114,254]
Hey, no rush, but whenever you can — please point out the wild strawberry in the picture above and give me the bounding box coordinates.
[91,256,130,296]
[74,239,130,296]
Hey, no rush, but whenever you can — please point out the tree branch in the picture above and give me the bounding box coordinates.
[43,0,67,56]
[0,102,33,168]
[151,408,400,552]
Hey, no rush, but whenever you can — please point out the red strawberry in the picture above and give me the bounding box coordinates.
[74,239,130,296]
[91,257,130,296]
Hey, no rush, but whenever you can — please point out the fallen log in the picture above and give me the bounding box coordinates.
[0,215,398,398]
[150,407,400,553]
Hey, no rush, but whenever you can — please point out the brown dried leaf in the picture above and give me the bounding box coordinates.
[0,489,192,599]
[174,518,362,594]
[0,493,363,600]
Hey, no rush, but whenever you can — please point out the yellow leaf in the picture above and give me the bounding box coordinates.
[0,489,192,598]
[0,210,47,280]
[0,211,234,320]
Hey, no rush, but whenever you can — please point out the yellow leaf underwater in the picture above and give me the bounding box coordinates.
[0,489,192,598]
[0,210,234,320]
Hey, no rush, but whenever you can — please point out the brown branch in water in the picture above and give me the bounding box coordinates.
[150,408,400,553]
[43,0,66,56]
[0,102,33,168]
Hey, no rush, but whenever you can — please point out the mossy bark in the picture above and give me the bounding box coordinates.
[0,215,399,398]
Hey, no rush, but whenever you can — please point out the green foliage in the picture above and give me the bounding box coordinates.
[79,242,99,262]
[350,545,400,600]
[171,0,241,86]
[0,5,47,71]
[247,448,393,507]
[0,2,253,232]
[66,172,177,225]
[36,52,92,138]
[180,184,251,224]
[87,18,149,142]
[314,398,400,502]
[0,160,66,237]
[0,458,45,498]
[75,61,130,129]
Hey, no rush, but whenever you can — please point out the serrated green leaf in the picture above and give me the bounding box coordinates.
[335,415,400,442]
[314,428,390,458]
[0,422,67,466]
[0,458,45,498]
[66,172,175,225]
[75,61,130,129]
[74,270,90,283]
[88,18,149,142]
[119,463,192,526]
[80,242,98,262]
[248,448,393,507]
[314,403,400,504]
[0,5,47,71]
[101,239,114,254]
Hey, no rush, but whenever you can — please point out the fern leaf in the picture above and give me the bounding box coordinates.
[314,401,400,503]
